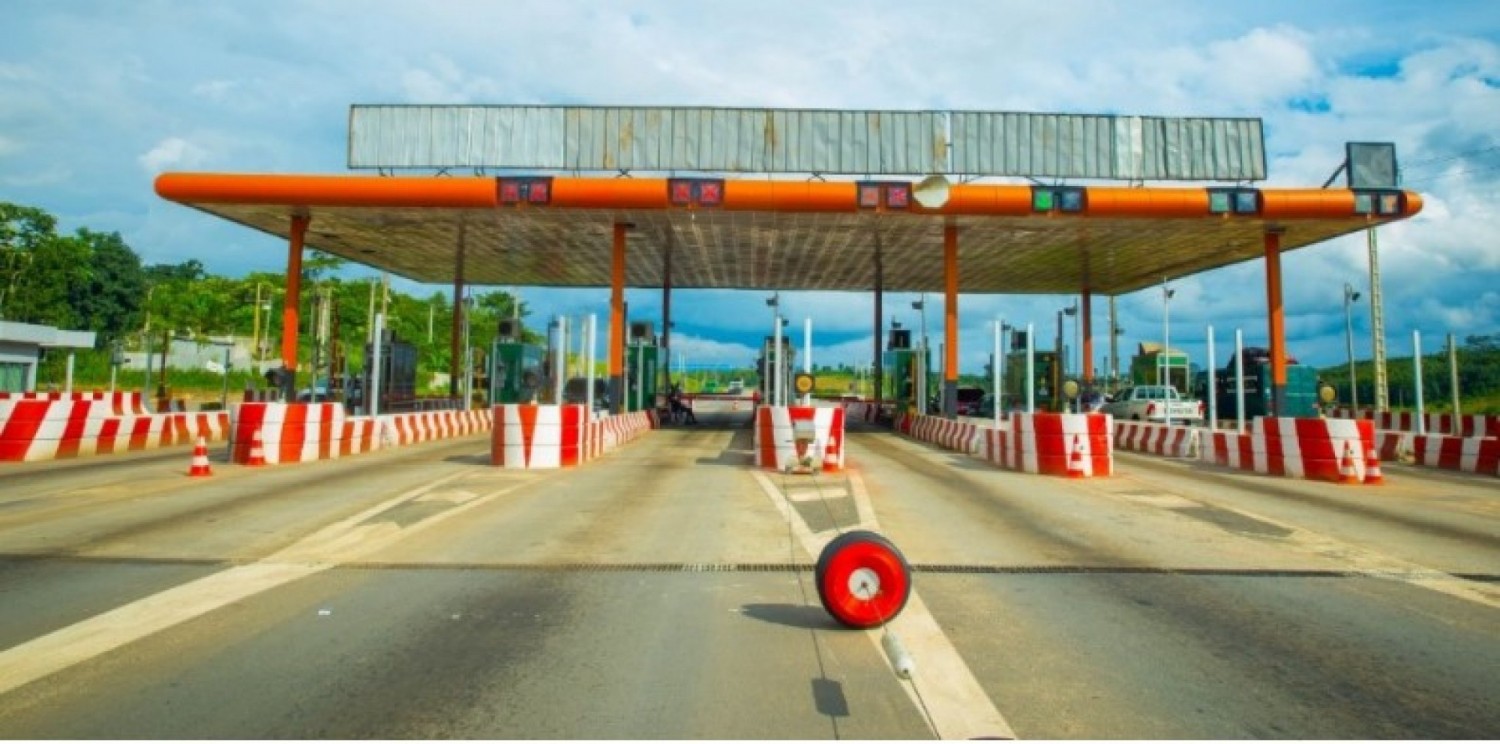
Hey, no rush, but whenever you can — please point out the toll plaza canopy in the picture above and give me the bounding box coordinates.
[154,105,1421,296]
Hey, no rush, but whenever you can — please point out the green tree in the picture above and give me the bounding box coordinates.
[142,260,208,393]
[72,229,146,346]
[1,204,52,320]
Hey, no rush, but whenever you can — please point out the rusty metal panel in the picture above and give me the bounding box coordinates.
[950,112,1264,181]
[350,105,946,174]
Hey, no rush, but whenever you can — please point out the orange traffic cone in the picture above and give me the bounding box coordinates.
[1363,446,1384,485]
[1067,435,1085,479]
[188,435,213,477]
[246,428,266,467]
[822,434,841,473]
[1338,441,1360,484]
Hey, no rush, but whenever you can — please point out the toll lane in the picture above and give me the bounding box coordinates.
[0,423,1496,738]
[0,426,933,739]
[845,427,1500,738]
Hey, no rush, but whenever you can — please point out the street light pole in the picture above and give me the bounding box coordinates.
[1343,282,1361,410]
[1162,279,1176,426]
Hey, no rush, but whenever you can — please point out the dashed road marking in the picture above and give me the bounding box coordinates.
[752,469,1016,740]
[0,468,544,697]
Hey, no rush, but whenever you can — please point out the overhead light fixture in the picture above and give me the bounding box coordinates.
[668,178,725,208]
[498,177,553,206]
[1352,189,1404,216]
[856,181,912,210]
[1031,186,1085,213]
[1207,187,1261,215]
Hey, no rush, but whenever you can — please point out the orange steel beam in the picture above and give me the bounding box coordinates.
[609,223,627,414]
[1264,230,1288,416]
[1082,289,1093,383]
[282,215,309,384]
[155,173,500,208]
[944,224,959,417]
[154,173,1424,221]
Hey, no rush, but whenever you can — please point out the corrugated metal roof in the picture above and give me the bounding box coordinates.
[349,106,948,174]
[950,112,1264,181]
[348,106,1264,181]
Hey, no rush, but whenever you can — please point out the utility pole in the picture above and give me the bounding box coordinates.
[1368,228,1389,411]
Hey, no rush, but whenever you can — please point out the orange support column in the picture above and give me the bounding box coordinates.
[1265,229,1288,416]
[1082,289,1094,383]
[943,224,959,418]
[609,223,627,414]
[281,214,309,397]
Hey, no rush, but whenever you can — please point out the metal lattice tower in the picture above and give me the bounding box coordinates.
[1368,227,1389,412]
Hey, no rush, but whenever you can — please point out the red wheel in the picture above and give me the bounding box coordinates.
[815,530,912,629]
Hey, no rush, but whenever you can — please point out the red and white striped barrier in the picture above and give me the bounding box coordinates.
[0,390,150,416]
[982,413,1113,477]
[1411,434,1500,477]
[339,417,380,458]
[1376,431,1411,462]
[491,404,590,469]
[1114,422,1197,458]
[841,401,889,424]
[904,414,981,455]
[1202,418,1377,483]
[1327,407,1500,439]
[231,402,345,465]
[1,398,227,463]
[757,406,845,472]
[1252,417,1373,482]
[596,410,656,452]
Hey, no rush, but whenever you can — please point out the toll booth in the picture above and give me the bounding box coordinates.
[1194,347,1320,418]
[1004,350,1060,411]
[1130,343,1191,392]
[490,340,547,404]
[757,335,796,402]
[361,329,417,412]
[880,327,930,409]
[624,321,661,413]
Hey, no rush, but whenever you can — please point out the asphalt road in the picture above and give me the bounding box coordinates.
[0,420,1496,738]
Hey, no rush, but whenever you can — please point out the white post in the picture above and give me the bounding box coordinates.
[221,345,230,410]
[65,352,74,393]
[371,313,384,418]
[1207,325,1217,432]
[1026,323,1036,414]
[1413,330,1425,435]
[635,340,645,413]
[917,339,927,416]
[992,319,1002,429]
[1163,281,1173,427]
[554,316,568,405]
[803,317,813,406]
[1448,333,1461,418]
[585,314,597,416]
[1235,329,1246,434]
[773,314,783,408]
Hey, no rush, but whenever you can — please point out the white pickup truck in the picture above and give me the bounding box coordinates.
[1101,385,1203,423]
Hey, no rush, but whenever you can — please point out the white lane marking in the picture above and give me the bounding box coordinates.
[0,468,543,697]
[1088,478,1500,610]
[752,470,1016,740]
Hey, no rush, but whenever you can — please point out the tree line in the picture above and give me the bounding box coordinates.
[3,201,532,392]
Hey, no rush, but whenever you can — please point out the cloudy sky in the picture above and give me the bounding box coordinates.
[3,1,1498,377]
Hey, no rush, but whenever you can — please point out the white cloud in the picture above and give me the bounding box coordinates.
[3,1,1498,371]
[138,137,209,175]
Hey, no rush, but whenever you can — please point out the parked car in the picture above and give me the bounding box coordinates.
[1099,385,1203,423]
[955,386,986,416]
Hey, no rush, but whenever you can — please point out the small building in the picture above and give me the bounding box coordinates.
[0,320,97,393]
